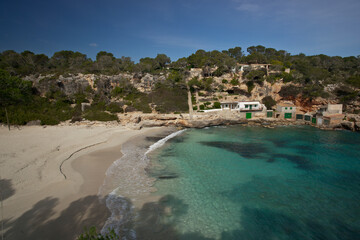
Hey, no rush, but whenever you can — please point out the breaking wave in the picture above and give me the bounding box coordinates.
[100,129,186,239]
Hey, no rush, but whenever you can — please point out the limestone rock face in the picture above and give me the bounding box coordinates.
[340,121,355,131]
[249,81,283,101]
[22,69,359,115]
[354,122,360,131]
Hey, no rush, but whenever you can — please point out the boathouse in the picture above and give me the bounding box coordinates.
[315,104,344,126]
[318,104,343,115]
[276,103,296,119]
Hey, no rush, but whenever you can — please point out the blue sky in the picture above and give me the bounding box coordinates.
[1,0,359,62]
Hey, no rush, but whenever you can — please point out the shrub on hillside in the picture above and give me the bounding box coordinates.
[106,102,124,113]
[278,85,301,99]
[83,110,118,121]
[213,102,221,109]
[262,96,276,109]
[246,81,255,93]
[230,78,239,86]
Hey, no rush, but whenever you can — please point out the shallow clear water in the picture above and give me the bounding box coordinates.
[146,125,360,240]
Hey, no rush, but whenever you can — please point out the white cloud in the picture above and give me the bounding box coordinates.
[236,3,259,12]
[89,43,98,47]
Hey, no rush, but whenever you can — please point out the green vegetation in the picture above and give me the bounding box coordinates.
[77,226,118,240]
[230,78,239,86]
[187,77,213,91]
[246,81,255,93]
[262,96,276,109]
[346,75,360,88]
[150,83,188,113]
[213,102,221,109]
[83,110,118,121]
[1,45,360,126]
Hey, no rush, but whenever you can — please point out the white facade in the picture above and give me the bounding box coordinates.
[320,104,343,115]
[276,105,296,113]
[221,101,265,111]
[236,101,264,111]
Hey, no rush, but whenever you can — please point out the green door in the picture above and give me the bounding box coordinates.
[284,113,292,119]
[296,114,303,120]
[312,117,316,124]
[246,112,252,119]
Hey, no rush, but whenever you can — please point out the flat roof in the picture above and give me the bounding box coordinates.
[221,101,261,104]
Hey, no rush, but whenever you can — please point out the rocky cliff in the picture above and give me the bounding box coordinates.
[23,69,359,114]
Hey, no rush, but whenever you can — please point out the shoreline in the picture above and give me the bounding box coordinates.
[0,125,170,239]
[0,119,356,239]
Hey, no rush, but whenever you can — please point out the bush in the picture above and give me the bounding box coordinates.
[278,85,301,99]
[77,226,117,240]
[202,77,213,91]
[149,83,188,113]
[84,110,118,121]
[111,86,124,97]
[0,96,73,125]
[106,102,123,113]
[213,66,228,77]
[262,96,276,109]
[213,102,221,108]
[346,75,360,88]
[282,72,294,83]
[246,81,255,93]
[230,78,239,86]
[245,69,266,82]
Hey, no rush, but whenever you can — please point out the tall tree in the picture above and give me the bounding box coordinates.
[0,70,32,130]
[155,54,171,69]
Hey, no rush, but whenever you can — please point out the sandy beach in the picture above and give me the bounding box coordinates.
[0,124,168,239]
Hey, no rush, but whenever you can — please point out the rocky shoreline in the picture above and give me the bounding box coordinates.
[34,112,359,132]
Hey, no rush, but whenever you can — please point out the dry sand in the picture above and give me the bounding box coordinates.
[0,124,167,239]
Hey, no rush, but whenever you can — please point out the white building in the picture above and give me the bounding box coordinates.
[221,101,264,111]
[220,101,267,119]
[318,104,343,116]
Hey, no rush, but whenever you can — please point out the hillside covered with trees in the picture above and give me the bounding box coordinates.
[1,46,359,126]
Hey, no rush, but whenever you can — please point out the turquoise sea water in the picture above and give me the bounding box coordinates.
[145,126,360,240]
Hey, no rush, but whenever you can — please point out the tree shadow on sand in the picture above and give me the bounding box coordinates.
[6,187,359,240]
[4,193,190,240]
[4,195,110,240]
[0,178,15,200]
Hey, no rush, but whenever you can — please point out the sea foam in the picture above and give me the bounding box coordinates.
[100,129,186,239]
[145,129,186,155]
